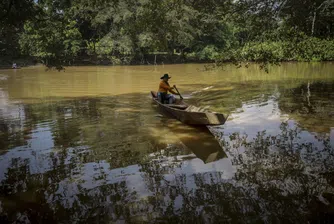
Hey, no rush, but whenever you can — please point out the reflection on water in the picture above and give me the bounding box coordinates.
[0,63,334,223]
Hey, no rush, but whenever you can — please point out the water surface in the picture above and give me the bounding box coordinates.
[0,63,334,223]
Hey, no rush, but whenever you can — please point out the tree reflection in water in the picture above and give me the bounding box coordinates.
[0,122,333,223]
[0,82,334,223]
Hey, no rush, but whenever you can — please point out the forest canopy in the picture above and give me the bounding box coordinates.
[1,0,334,69]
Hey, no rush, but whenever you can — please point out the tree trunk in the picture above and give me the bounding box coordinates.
[311,11,316,36]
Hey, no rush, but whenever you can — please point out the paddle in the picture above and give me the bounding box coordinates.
[173,85,184,100]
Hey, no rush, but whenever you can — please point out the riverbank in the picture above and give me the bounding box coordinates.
[2,37,334,70]
[0,54,209,70]
[0,57,39,69]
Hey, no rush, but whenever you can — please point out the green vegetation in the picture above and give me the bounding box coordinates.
[1,0,334,69]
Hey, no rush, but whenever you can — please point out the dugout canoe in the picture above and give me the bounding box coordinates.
[150,91,227,126]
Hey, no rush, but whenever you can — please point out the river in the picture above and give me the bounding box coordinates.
[0,63,334,223]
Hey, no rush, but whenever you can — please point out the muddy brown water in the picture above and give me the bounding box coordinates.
[0,63,334,223]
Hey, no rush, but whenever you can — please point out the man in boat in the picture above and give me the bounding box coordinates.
[158,74,179,104]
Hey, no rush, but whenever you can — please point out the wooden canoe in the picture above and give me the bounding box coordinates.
[150,91,227,126]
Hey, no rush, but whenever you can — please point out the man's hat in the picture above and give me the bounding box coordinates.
[160,73,171,79]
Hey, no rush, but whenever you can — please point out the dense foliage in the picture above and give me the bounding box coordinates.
[1,0,334,68]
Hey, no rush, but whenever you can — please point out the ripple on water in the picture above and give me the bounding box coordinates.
[0,75,8,81]
[0,64,334,222]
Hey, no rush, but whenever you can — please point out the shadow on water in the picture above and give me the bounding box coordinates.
[150,101,227,163]
[0,80,334,223]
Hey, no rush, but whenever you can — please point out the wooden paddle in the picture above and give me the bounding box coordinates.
[173,85,184,100]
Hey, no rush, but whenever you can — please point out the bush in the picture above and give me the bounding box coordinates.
[295,38,334,61]
[222,37,334,64]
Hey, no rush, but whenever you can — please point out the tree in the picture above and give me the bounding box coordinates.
[1,0,334,69]
[0,0,40,58]
[19,19,82,68]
